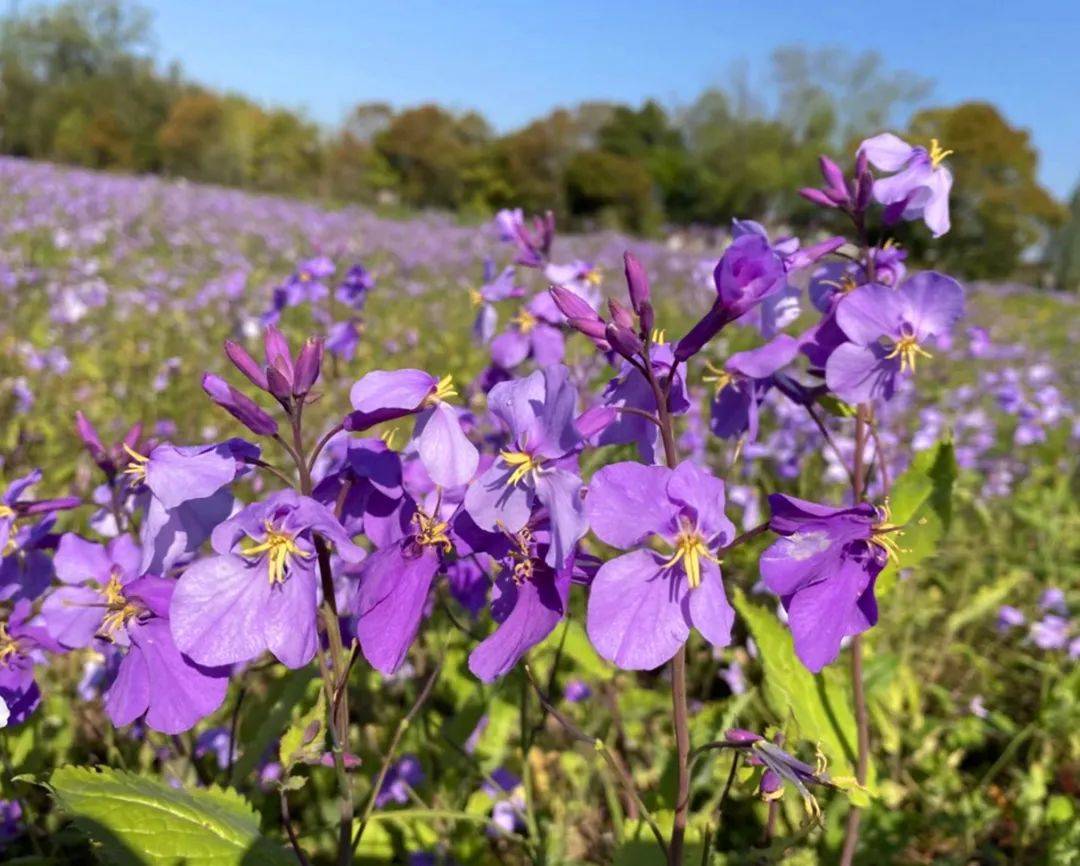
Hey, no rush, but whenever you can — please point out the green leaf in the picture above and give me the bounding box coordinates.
[878,438,957,594]
[231,665,317,783]
[47,765,293,865]
[733,590,862,781]
[278,687,325,772]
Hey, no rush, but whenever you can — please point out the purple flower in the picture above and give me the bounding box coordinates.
[760,494,893,672]
[859,133,953,237]
[563,679,591,702]
[0,600,61,726]
[585,461,736,670]
[348,369,479,489]
[375,754,425,807]
[597,343,689,464]
[825,272,964,404]
[489,294,566,370]
[997,605,1026,632]
[336,263,374,308]
[170,491,363,669]
[463,366,587,569]
[675,232,788,361]
[103,576,230,733]
[705,335,799,442]
[354,498,452,675]
[326,319,362,362]
[1030,615,1070,651]
[42,534,143,649]
[1,470,79,555]
[720,729,834,816]
[282,256,335,306]
[467,526,573,683]
[1038,587,1067,616]
[128,440,253,576]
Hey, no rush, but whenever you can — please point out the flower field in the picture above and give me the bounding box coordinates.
[0,147,1077,865]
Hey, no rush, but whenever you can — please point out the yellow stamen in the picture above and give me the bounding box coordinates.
[650,327,667,344]
[99,574,141,634]
[500,450,544,486]
[0,621,20,664]
[869,502,908,564]
[703,361,736,396]
[884,334,933,373]
[122,443,150,483]
[422,374,457,407]
[929,138,953,169]
[468,287,484,307]
[821,274,860,294]
[585,267,603,287]
[241,521,309,585]
[660,528,719,590]
[298,271,312,282]
[0,505,14,520]
[512,308,538,335]
[380,428,399,449]
[413,511,452,553]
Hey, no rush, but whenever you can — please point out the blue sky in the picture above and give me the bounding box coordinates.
[140,0,1079,197]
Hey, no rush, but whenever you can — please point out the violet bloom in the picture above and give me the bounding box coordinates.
[336,263,373,309]
[489,293,565,370]
[585,461,736,670]
[347,369,479,489]
[375,754,425,807]
[859,133,953,237]
[326,319,362,362]
[125,439,253,575]
[721,729,834,817]
[470,260,523,345]
[467,525,573,683]
[463,366,588,569]
[42,534,143,648]
[761,494,896,672]
[563,679,592,702]
[1030,615,1070,651]
[705,334,799,442]
[675,232,788,362]
[730,220,844,337]
[598,343,689,464]
[282,256,335,305]
[0,600,61,726]
[997,605,1025,632]
[825,272,964,404]
[353,496,453,675]
[102,575,230,734]
[1,470,79,555]
[170,491,363,669]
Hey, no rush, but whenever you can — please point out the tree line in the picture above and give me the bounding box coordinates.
[1,0,1074,284]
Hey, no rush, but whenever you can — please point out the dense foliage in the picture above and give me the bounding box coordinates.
[0,113,1077,866]
[0,0,1069,283]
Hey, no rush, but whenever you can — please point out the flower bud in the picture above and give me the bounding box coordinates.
[265,364,293,402]
[638,300,655,336]
[263,325,294,377]
[225,340,269,391]
[855,169,874,212]
[605,322,643,360]
[798,187,838,209]
[293,338,324,397]
[549,285,596,321]
[623,251,650,313]
[818,156,847,197]
[75,411,110,471]
[608,298,634,331]
[202,373,279,436]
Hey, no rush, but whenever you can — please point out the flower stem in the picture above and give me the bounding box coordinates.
[839,403,871,866]
[639,350,691,866]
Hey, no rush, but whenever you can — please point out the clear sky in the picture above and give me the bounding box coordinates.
[139,0,1079,198]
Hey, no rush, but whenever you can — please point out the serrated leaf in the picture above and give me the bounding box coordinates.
[733,590,861,780]
[48,765,292,865]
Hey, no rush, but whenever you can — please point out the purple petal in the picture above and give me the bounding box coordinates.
[858,133,915,172]
[463,461,533,534]
[533,468,587,568]
[350,369,435,413]
[585,462,675,549]
[416,403,479,488]
[900,271,963,340]
[684,561,734,649]
[53,534,111,585]
[586,549,688,670]
[356,545,440,675]
[262,570,319,668]
[825,342,898,404]
[170,555,271,666]
[835,284,906,345]
[146,444,236,510]
[666,462,735,543]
